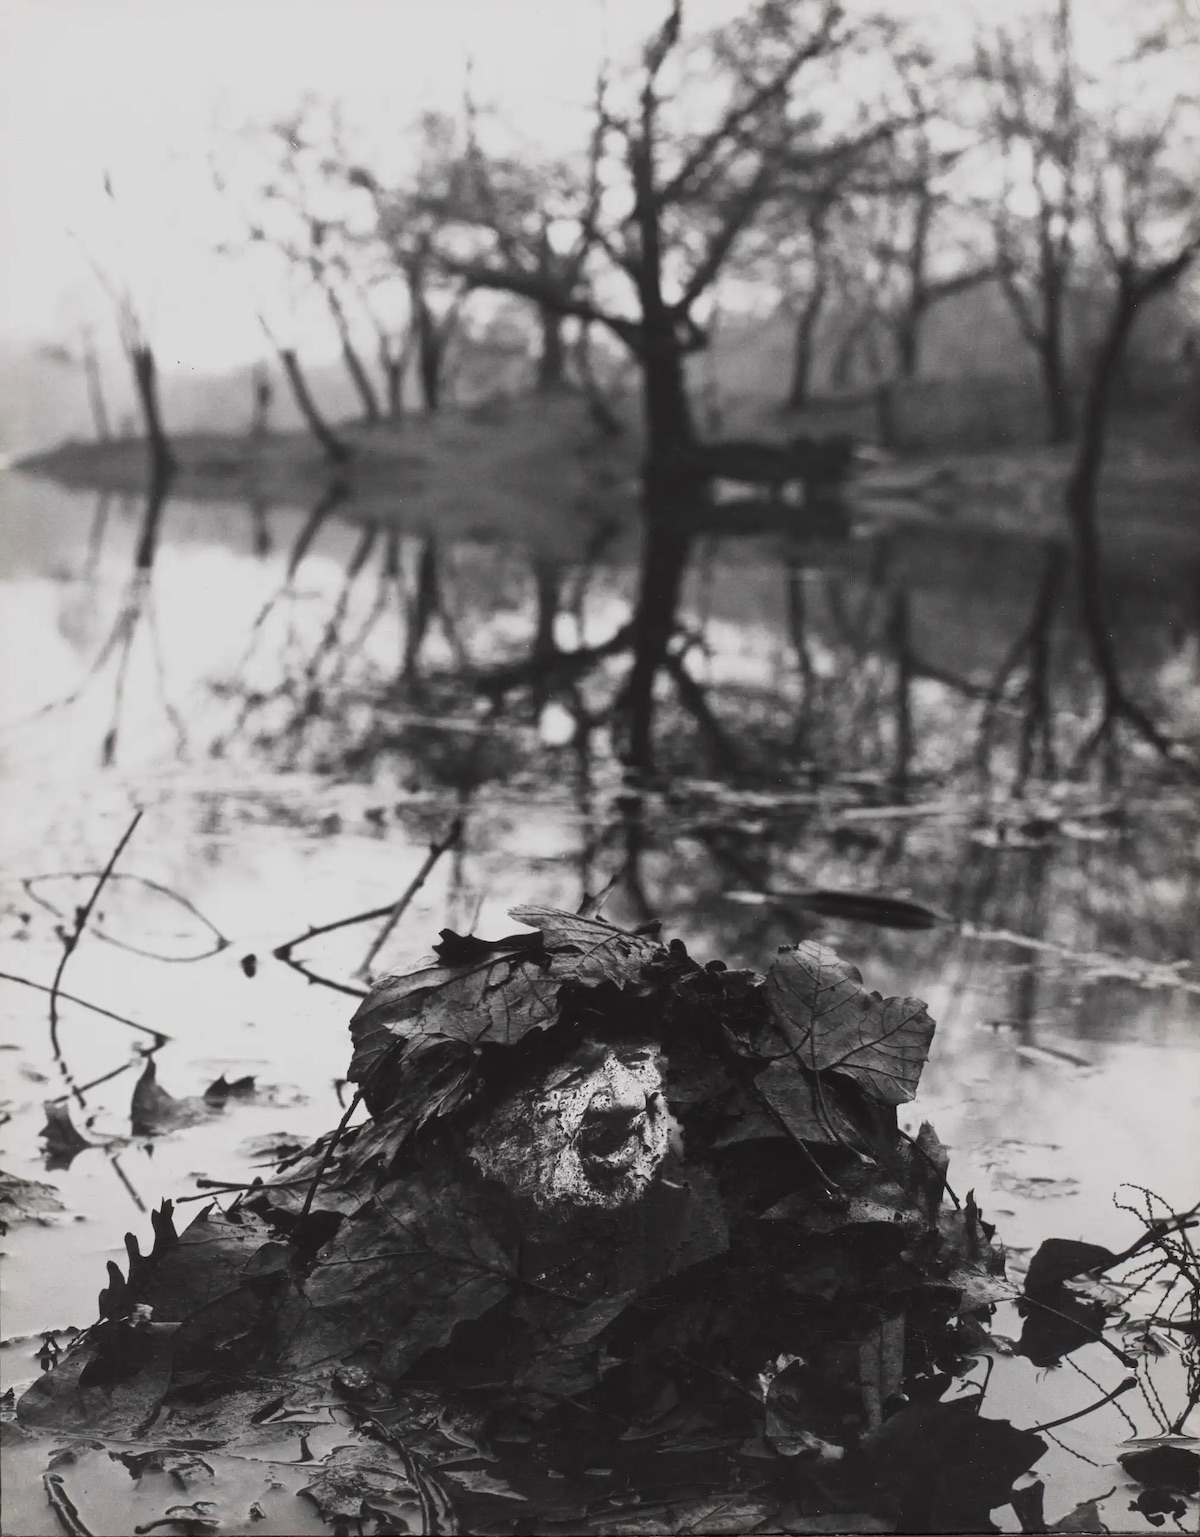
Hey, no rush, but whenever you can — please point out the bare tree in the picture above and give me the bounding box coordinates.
[1065,81,1199,764]
[80,180,175,486]
[252,107,384,424]
[400,1,876,770]
[975,0,1081,442]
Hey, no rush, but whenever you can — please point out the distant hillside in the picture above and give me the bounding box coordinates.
[0,332,536,456]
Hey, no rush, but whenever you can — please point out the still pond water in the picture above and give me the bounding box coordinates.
[0,467,1197,1532]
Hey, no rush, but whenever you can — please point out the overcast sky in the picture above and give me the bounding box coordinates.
[0,0,722,370]
[0,0,1187,373]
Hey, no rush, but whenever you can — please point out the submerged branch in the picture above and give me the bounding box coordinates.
[48,812,143,1059]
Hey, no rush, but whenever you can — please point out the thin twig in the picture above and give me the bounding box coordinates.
[24,870,229,961]
[0,968,168,1042]
[48,812,143,1058]
[42,1473,94,1537]
[298,1086,366,1221]
[274,953,368,998]
[273,900,400,959]
[1025,1375,1137,1434]
[357,816,465,978]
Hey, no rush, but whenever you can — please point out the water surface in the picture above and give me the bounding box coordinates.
[1,469,1197,1531]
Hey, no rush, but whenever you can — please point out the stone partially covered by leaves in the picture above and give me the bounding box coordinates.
[15,909,1036,1535]
[348,907,665,1124]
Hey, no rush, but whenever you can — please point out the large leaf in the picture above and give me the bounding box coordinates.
[765,942,935,1105]
[859,1396,1047,1532]
[349,907,663,1118]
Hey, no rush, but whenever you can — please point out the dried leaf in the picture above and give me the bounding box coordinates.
[752,1059,867,1146]
[765,942,936,1105]
[1119,1444,1200,1494]
[784,889,946,930]
[859,1396,1046,1532]
[130,1062,211,1136]
[39,1102,95,1171]
[349,906,663,1118]
[1024,1238,1120,1298]
[0,1169,63,1233]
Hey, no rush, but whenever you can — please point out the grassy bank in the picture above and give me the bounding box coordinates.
[12,390,1200,560]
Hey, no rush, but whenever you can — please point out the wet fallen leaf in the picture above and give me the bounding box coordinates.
[1016,1289,1111,1367]
[39,1101,95,1171]
[0,1169,63,1232]
[203,1074,257,1104]
[349,905,663,1121]
[1129,1485,1188,1523]
[130,1061,211,1135]
[1118,1443,1200,1494]
[858,1396,1047,1533]
[1052,1492,1113,1531]
[115,1449,215,1489]
[765,942,935,1105]
[1024,1238,1120,1298]
[780,889,947,930]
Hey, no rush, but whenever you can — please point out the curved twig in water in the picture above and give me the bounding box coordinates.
[48,812,143,1060]
[0,968,169,1042]
[24,871,229,962]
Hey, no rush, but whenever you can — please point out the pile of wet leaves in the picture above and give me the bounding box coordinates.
[6,907,1191,1534]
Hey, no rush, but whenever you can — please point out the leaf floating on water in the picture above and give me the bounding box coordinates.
[1050,1492,1114,1531]
[203,1074,257,1104]
[1015,1288,1110,1368]
[130,1061,211,1136]
[0,1168,64,1232]
[1118,1444,1200,1494]
[115,1449,215,1489]
[780,888,947,930]
[39,1101,96,1171]
[1024,1237,1120,1298]
[858,1395,1047,1532]
[765,942,935,1105]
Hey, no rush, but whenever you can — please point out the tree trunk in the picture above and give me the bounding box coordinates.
[786,278,830,410]
[875,383,899,451]
[279,349,350,464]
[625,525,693,777]
[531,560,561,668]
[1039,330,1074,444]
[624,326,702,776]
[326,287,381,424]
[82,340,111,441]
[1063,285,1136,712]
[893,297,926,382]
[537,307,566,392]
[250,366,273,438]
[342,340,382,424]
[416,298,442,414]
[383,354,405,421]
[130,346,175,480]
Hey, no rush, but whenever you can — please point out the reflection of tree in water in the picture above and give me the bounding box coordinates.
[26,467,184,766]
[39,441,1195,1014]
